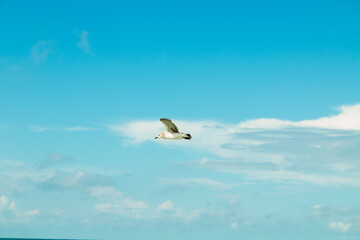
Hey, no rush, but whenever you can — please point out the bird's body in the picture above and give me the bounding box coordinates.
[162,131,190,140]
[155,118,192,140]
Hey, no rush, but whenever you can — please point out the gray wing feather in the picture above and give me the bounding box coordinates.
[160,118,179,133]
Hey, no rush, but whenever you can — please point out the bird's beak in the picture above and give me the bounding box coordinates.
[155,136,158,139]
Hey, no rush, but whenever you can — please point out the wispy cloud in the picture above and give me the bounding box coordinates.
[234,104,360,131]
[90,185,151,215]
[95,198,150,210]
[30,126,50,132]
[23,209,40,217]
[0,160,258,228]
[0,195,39,223]
[154,201,204,223]
[159,178,236,190]
[76,30,92,54]
[230,222,238,230]
[156,200,174,211]
[312,204,360,219]
[63,126,94,131]
[0,158,121,194]
[111,103,360,186]
[112,103,360,142]
[238,170,360,186]
[30,40,55,63]
[38,170,114,191]
[30,125,95,132]
[329,221,352,232]
[0,159,156,222]
[89,186,123,199]
[38,153,73,169]
[311,204,360,234]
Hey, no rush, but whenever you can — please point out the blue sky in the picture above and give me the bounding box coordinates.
[1,0,360,239]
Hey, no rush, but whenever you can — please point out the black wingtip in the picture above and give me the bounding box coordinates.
[184,134,192,140]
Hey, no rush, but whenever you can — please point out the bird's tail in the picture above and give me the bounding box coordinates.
[183,133,192,140]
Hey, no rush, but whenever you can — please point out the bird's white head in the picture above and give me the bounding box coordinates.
[155,132,164,139]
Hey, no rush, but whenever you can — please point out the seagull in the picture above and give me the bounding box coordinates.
[155,118,192,140]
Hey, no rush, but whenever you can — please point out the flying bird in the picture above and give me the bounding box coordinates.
[155,118,192,140]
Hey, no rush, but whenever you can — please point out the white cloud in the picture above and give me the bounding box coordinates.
[89,186,123,199]
[160,178,236,190]
[228,170,360,186]
[63,126,94,131]
[94,194,150,214]
[238,104,360,130]
[109,120,268,159]
[30,40,54,63]
[94,199,150,220]
[30,126,50,132]
[112,104,360,147]
[0,195,16,223]
[112,104,360,186]
[77,30,91,54]
[38,153,72,168]
[122,198,150,209]
[174,208,203,222]
[0,159,121,194]
[30,125,94,132]
[311,204,360,233]
[94,197,206,223]
[313,204,322,210]
[0,195,39,222]
[108,121,163,144]
[228,196,241,207]
[0,195,8,206]
[155,201,203,222]
[244,220,253,226]
[8,201,16,211]
[230,222,238,230]
[329,221,352,232]
[91,185,151,219]
[0,159,155,222]
[156,200,174,211]
[298,105,360,130]
[39,170,114,191]
[24,209,40,217]
[188,155,360,186]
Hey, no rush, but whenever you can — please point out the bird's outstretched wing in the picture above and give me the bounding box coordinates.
[160,118,179,133]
